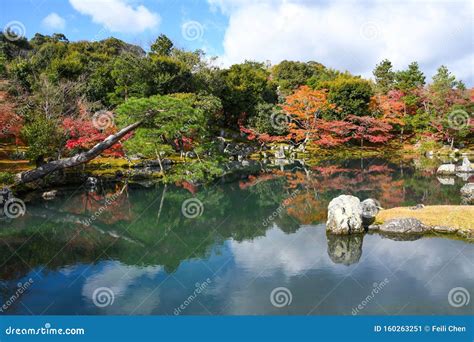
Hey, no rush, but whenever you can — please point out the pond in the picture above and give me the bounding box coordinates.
[0,158,472,315]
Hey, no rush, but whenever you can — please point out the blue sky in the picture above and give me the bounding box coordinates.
[0,0,228,56]
[1,0,473,85]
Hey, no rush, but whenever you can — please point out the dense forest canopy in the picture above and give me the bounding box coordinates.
[0,31,472,172]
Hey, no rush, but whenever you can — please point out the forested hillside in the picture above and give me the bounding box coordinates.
[0,30,472,183]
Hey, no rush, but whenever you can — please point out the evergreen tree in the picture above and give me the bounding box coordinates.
[395,62,425,91]
[373,59,395,93]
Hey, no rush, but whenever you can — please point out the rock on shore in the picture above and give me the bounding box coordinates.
[436,157,472,174]
[378,218,428,234]
[326,195,382,234]
[326,195,472,240]
[326,195,363,235]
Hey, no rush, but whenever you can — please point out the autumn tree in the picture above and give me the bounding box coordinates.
[348,115,393,147]
[425,66,473,146]
[283,86,335,137]
[62,116,125,158]
[373,89,405,140]
[282,86,355,146]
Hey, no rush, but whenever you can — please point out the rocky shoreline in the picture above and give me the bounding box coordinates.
[326,194,473,241]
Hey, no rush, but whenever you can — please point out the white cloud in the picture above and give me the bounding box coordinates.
[69,0,160,34]
[82,261,163,314]
[42,12,66,30]
[230,225,328,276]
[211,0,474,85]
[220,225,474,314]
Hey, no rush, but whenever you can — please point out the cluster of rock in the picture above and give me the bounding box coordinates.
[216,137,256,164]
[326,194,473,240]
[436,157,473,175]
[370,218,472,240]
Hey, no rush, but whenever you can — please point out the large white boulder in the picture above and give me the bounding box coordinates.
[436,164,456,175]
[326,195,363,235]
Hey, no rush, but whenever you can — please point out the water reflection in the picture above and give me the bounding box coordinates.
[0,158,472,315]
[326,234,363,265]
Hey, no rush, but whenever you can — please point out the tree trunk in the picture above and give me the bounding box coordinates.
[155,149,165,175]
[156,184,167,224]
[16,120,143,184]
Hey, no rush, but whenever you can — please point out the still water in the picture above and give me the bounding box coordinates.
[1,158,472,315]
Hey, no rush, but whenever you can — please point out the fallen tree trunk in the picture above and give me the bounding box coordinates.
[16,120,144,184]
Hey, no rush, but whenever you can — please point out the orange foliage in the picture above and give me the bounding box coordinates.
[282,86,335,132]
[285,191,327,224]
[373,90,405,126]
